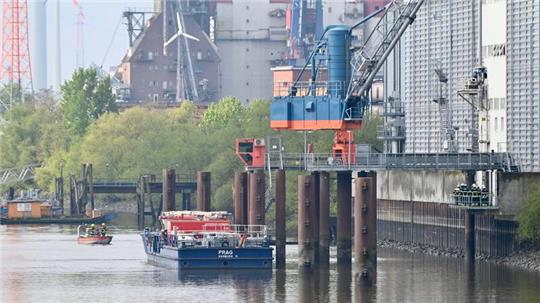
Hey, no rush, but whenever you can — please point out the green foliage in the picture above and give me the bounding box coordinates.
[0,101,67,168]
[518,185,540,242]
[60,67,117,138]
[0,83,32,115]
[3,90,380,232]
[356,115,383,151]
[201,96,244,130]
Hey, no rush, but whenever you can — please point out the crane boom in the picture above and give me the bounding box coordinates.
[347,0,426,101]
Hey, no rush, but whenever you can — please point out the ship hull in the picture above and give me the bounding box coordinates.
[77,236,113,245]
[141,234,273,270]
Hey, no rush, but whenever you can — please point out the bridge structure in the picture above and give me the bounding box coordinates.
[0,163,41,186]
[92,179,197,194]
[65,165,199,229]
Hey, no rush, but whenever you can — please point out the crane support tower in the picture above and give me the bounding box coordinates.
[270,0,425,160]
[0,0,33,94]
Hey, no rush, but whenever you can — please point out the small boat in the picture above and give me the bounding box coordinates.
[141,211,273,270]
[77,224,113,245]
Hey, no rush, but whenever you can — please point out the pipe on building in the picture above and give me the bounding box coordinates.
[275,169,286,269]
[319,171,331,267]
[196,172,211,211]
[337,171,352,265]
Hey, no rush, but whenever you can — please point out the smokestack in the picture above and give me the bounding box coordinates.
[33,0,48,90]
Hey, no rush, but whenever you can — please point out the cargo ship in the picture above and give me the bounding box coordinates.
[141,211,273,270]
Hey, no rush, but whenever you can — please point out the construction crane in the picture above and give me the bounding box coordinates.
[269,0,426,164]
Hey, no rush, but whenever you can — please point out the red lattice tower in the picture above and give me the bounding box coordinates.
[0,0,33,90]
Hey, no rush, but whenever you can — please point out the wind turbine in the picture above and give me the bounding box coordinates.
[163,11,199,102]
[163,12,199,52]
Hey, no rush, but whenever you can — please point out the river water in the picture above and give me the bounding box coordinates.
[1,225,540,303]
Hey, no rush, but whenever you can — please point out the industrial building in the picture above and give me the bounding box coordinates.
[116,1,219,105]
[114,0,388,106]
[398,0,540,172]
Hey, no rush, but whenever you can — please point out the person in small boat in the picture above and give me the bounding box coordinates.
[89,224,96,236]
[100,223,107,236]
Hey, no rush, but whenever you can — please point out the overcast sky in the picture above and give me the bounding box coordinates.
[27,0,154,89]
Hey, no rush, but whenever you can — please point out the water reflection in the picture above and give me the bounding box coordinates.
[319,268,330,303]
[177,269,272,282]
[298,268,316,303]
[3,227,540,303]
[178,269,272,303]
[337,264,352,303]
[275,269,286,303]
[354,281,376,303]
[464,262,476,303]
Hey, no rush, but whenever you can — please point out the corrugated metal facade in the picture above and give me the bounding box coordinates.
[402,0,479,153]
[506,0,540,172]
[401,0,540,172]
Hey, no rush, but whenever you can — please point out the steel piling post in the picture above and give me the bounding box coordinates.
[248,170,265,226]
[88,164,94,211]
[464,170,476,262]
[465,210,476,262]
[298,174,314,267]
[275,169,287,269]
[196,172,211,211]
[233,172,248,224]
[354,174,377,286]
[337,171,352,265]
[319,171,331,267]
[311,171,320,265]
[162,168,176,211]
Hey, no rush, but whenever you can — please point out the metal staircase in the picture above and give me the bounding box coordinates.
[264,136,283,213]
[264,171,276,213]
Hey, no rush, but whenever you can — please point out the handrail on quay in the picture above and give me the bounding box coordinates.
[262,152,517,172]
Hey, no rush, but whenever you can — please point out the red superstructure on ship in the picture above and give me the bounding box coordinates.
[160,211,233,234]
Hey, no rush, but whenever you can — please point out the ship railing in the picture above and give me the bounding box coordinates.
[451,193,492,207]
[202,223,268,237]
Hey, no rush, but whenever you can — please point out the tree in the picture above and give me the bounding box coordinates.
[60,67,117,138]
[356,115,383,151]
[0,83,33,118]
[518,185,540,242]
[201,96,245,130]
[0,102,67,169]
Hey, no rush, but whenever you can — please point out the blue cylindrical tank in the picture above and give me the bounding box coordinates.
[326,25,350,97]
